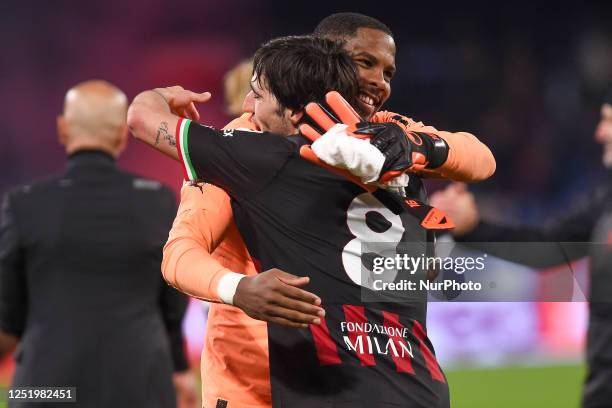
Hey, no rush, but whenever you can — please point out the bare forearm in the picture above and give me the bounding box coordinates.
[127,89,181,160]
[128,85,211,161]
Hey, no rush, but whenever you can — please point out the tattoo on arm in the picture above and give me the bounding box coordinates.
[165,133,176,147]
[155,121,176,147]
[155,122,167,145]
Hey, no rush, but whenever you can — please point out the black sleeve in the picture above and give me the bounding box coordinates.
[457,188,607,267]
[157,187,189,372]
[176,119,295,197]
[0,191,27,337]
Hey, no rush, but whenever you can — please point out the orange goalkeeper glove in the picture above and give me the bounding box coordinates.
[373,113,449,174]
[299,92,449,184]
[297,92,454,231]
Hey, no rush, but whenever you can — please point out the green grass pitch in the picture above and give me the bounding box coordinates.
[446,364,585,407]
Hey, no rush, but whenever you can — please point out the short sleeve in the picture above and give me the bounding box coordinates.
[175,118,295,197]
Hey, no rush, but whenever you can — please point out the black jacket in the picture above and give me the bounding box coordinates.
[457,183,612,408]
[0,150,188,408]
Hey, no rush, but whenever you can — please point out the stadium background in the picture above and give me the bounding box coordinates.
[1,1,611,406]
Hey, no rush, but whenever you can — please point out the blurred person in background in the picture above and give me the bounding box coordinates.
[223,57,254,116]
[0,80,198,408]
[430,90,612,408]
[161,12,496,408]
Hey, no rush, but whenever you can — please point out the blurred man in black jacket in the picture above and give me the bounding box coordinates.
[431,92,612,408]
[0,80,197,408]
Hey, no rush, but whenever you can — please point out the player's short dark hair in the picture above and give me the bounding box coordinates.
[313,12,393,40]
[253,35,360,114]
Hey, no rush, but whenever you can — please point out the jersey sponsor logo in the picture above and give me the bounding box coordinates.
[223,129,235,137]
[309,304,445,382]
[384,311,417,374]
[341,334,413,359]
[340,306,415,370]
[342,305,376,366]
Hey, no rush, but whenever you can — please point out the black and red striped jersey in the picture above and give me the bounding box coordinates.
[176,118,449,408]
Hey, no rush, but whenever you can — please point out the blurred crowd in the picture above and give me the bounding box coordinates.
[1,1,611,227]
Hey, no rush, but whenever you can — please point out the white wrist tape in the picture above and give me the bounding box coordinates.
[311,123,409,189]
[217,272,246,305]
[311,124,384,183]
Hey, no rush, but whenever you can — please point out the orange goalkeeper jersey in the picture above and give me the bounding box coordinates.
[162,112,494,408]
[163,113,272,408]
[371,111,495,181]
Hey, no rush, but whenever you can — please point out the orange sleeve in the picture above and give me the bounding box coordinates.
[162,114,259,302]
[372,111,496,182]
[162,183,234,302]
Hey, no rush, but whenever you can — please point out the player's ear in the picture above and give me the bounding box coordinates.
[289,110,304,126]
[57,115,68,147]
